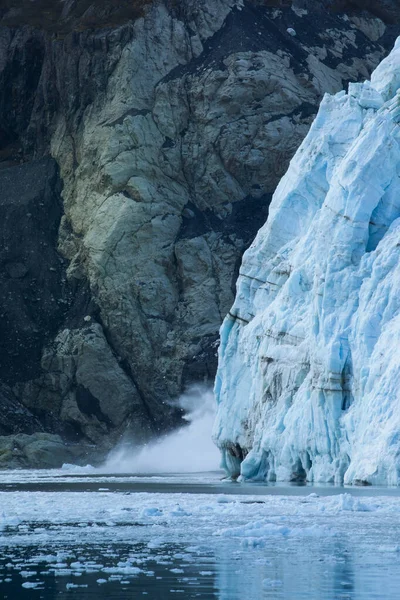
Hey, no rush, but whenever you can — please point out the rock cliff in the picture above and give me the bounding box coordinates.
[0,0,398,466]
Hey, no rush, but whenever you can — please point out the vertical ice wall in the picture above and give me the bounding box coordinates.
[214,39,400,485]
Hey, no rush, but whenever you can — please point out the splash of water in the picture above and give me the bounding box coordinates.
[104,385,221,473]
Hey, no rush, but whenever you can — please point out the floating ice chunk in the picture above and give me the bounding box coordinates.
[21,582,44,589]
[215,521,291,538]
[332,494,377,512]
[216,495,232,504]
[61,464,94,473]
[141,507,163,517]
[170,505,191,517]
[263,578,283,588]
[102,566,142,576]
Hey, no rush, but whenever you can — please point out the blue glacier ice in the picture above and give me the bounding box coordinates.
[213,38,400,486]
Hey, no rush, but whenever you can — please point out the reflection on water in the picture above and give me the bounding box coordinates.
[1,529,399,599]
[0,543,217,599]
[214,535,400,600]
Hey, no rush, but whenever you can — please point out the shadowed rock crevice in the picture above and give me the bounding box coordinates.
[76,384,112,426]
[0,158,69,383]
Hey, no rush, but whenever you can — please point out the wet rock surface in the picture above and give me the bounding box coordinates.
[0,0,398,466]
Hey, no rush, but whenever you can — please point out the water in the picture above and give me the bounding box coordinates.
[0,542,217,599]
[1,470,400,599]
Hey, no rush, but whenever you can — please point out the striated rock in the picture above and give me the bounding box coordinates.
[15,324,156,444]
[349,15,386,42]
[0,0,399,465]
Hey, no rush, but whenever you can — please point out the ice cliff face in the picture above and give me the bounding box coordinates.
[0,0,399,466]
[214,38,400,486]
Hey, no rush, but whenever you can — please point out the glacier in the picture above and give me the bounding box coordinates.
[213,38,400,486]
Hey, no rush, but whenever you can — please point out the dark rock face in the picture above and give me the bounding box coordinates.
[0,0,151,32]
[0,0,398,466]
[337,0,400,24]
[0,384,42,435]
[0,158,68,383]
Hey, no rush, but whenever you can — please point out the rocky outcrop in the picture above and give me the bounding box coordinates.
[0,0,398,466]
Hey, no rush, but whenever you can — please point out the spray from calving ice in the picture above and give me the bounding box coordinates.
[104,385,221,473]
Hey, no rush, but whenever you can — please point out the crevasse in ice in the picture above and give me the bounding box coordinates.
[213,38,400,486]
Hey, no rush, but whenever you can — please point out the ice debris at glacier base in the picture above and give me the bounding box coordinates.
[214,37,400,486]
